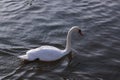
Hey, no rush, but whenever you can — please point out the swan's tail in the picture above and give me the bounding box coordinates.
[18,55,28,60]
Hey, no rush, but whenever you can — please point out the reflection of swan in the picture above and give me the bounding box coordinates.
[18,26,83,61]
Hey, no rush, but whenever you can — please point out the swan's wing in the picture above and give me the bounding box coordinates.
[18,46,64,61]
[36,47,63,61]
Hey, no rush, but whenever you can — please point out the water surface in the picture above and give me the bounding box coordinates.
[0,0,120,80]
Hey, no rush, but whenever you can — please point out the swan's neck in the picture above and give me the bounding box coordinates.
[64,29,73,54]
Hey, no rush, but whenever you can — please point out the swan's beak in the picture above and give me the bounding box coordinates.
[79,30,83,36]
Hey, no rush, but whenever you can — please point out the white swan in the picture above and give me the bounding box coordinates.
[18,26,83,61]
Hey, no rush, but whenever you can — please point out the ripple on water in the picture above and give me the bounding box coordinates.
[0,56,70,80]
[0,0,120,80]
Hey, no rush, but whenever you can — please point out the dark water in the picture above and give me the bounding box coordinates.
[0,0,120,80]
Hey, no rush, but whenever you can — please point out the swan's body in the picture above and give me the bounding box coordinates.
[23,46,66,61]
[18,26,83,61]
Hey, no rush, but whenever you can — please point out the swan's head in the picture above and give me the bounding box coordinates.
[70,26,83,36]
